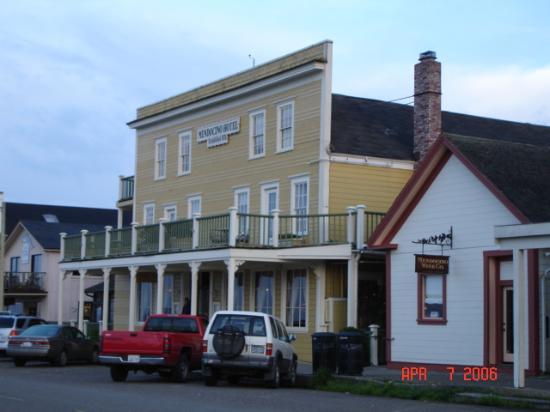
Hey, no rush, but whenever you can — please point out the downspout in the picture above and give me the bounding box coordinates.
[541,268,550,372]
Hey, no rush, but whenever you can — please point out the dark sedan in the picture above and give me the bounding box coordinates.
[7,324,98,367]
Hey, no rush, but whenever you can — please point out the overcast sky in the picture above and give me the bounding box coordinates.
[1,0,549,208]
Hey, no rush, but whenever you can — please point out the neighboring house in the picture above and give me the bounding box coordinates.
[57,41,550,363]
[369,132,550,386]
[0,200,118,321]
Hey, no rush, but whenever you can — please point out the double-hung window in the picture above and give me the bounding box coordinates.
[291,176,309,235]
[418,274,447,324]
[179,131,191,175]
[234,187,250,236]
[164,205,177,221]
[143,203,155,225]
[249,110,265,159]
[138,281,156,321]
[285,269,307,328]
[10,257,20,273]
[277,101,294,152]
[187,195,202,218]
[255,271,274,315]
[155,138,167,180]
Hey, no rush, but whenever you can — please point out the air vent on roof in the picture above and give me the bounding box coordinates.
[43,214,59,223]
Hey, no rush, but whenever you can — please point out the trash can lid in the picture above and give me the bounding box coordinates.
[312,332,337,338]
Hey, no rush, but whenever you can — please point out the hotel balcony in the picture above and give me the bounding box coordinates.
[61,207,385,262]
[4,272,47,295]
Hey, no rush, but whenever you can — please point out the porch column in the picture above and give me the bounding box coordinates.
[104,226,112,257]
[156,264,167,314]
[57,270,65,325]
[347,255,359,328]
[228,207,238,247]
[314,264,327,332]
[128,266,138,331]
[355,204,366,249]
[224,259,244,311]
[102,268,111,331]
[78,269,86,331]
[513,248,527,388]
[80,230,88,259]
[346,207,356,245]
[189,262,201,315]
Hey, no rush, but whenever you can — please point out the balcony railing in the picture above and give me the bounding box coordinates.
[4,272,47,293]
[60,205,385,261]
[119,175,134,201]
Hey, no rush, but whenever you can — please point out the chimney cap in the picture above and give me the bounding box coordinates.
[419,51,437,61]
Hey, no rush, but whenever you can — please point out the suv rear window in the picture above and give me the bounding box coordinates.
[209,315,266,337]
[0,317,15,328]
[16,318,26,328]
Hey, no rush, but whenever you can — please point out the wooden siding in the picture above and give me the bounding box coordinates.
[136,42,328,120]
[389,155,522,366]
[135,79,322,222]
[329,163,412,214]
[325,261,346,298]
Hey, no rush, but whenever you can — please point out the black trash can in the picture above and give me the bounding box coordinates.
[337,332,364,375]
[312,332,338,373]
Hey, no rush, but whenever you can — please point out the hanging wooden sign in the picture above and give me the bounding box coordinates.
[415,254,449,274]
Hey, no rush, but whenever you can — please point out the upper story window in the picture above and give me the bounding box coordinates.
[234,187,250,235]
[178,131,192,175]
[164,205,177,221]
[143,203,155,225]
[291,176,309,235]
[155,138,167,180]
[187,195,202,218]
[31,254,42,273]
[10,256,20,272]
[277,101,294,152]
[249,110,265,159]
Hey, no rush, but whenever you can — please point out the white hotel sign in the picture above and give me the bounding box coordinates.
[197,117,240,148]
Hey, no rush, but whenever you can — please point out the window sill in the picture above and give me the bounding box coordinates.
[154,176,166,181]
[177,171,191,177]
[286,326,308,334]
[249,154,265,160]
[276,147,294,154]
[416,318,447,325]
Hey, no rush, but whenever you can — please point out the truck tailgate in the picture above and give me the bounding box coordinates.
[101,331,166,356]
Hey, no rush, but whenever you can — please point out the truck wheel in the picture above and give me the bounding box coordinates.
[110,366,128,382]
[14,359,26,367]
[227,375,241,385]
[171,354,190,383]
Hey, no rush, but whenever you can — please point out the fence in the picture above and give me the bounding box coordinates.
[164,219,193,251]
[198,214,230,249]
[109,227,132,256]
[85,231,106,259]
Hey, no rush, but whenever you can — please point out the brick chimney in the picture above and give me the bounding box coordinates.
[413,51,441,161]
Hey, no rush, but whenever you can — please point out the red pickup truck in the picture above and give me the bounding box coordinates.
[99,315,206,382]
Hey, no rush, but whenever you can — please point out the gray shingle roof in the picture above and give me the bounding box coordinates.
[445,134,550,223]
[20,220,108,250]
[330,94,550,159]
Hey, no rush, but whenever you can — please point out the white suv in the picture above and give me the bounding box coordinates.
[202,311,297,388]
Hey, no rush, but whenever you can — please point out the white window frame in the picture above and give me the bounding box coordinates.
[260,182,279,245]
[143,203,156,225]
[276,100,294,152]
[154,137,167,180]
[290,176,309,235]
[281,268,308,332]
[234,187,250,236]
[163,204,178,221]
[178,131,192,176]
[187,195,202,218]
[249,109,266,159]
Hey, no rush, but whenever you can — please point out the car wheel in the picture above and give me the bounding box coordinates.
[205,373,218,387]
[110,366,128,382]
[267,358,280,389]
[227,375,241,385]
[90,348,99,364]
[14,359,26,367]
[171,354,190,383]
[55,350,68,367]
[282,359,297,387]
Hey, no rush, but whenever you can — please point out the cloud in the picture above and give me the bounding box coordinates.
[444,65,550,126]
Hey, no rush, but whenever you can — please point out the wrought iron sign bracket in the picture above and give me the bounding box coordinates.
[412,226,453,254]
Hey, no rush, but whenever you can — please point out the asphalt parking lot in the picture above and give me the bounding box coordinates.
[0,357,514,412]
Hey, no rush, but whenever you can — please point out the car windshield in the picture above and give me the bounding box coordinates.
[0,317,15,328]
[209,315,266,337]
[19,325,60,337]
